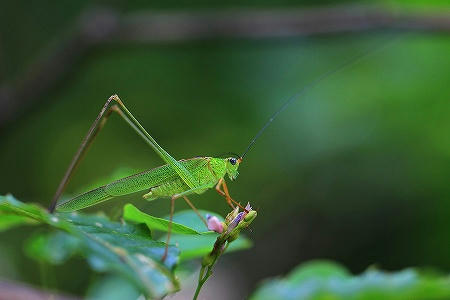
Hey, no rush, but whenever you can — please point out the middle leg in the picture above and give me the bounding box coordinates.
[161,183,213,261]
[183,196,208,227]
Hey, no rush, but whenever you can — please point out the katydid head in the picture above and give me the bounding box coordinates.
[225,157,242,181]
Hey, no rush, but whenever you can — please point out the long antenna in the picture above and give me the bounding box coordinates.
[240,35,401,159]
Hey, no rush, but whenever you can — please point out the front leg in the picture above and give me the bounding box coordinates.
[215,178,247,211]
[215,178,234,208]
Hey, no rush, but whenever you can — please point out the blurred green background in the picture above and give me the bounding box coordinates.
[0,0,449,298]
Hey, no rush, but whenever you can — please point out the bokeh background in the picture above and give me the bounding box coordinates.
[1,0,449,299]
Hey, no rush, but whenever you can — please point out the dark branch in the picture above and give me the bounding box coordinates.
[117,7,450,42]
[1,5,449,127]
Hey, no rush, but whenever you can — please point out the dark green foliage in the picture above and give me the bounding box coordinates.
[26,231,81,265]
[0,194,179,298]
[0,194,252,298]
[250,260,450,300]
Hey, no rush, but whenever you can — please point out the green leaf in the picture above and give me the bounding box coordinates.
[123,203,203,235]
[86,275,141,300]
[170,209,219,233]
[123,204,253,261]
[0,194,179,299]
[287,260,350,283]
[25,231,81,264]
[0,211,38,231]
[250,260,450,300]
[167,233,252,262]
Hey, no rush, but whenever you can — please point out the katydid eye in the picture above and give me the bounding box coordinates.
[229,158,237,165]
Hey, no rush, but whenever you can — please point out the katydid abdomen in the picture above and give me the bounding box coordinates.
[56,157,227,211]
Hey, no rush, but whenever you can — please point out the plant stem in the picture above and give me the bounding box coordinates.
[193,266,208,300]
[193,256,219,300]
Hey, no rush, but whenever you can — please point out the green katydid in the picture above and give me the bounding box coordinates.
[48,95,246,260]
[48,38,393,261]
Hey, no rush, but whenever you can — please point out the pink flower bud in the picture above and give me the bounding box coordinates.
[207,215,223,233]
